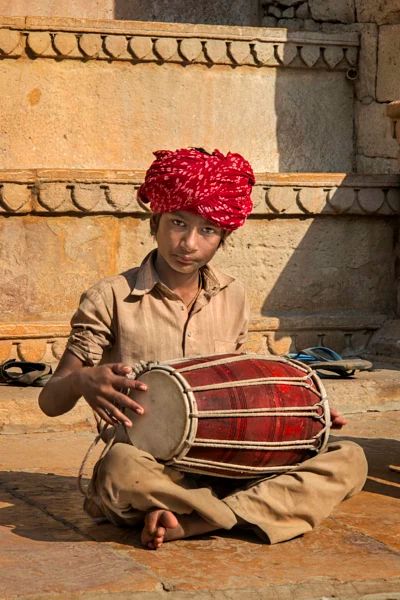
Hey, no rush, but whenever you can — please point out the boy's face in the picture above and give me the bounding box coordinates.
[155,211,223,276]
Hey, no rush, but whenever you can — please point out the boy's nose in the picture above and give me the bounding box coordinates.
[181,229,198,251]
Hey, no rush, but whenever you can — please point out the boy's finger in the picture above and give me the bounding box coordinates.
[111,390,144,416]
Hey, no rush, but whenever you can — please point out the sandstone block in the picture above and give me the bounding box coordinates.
[115,0,260,26]
[296,3,310,19]
[377,25,400,101]
[356,155,399,174]
[304,19,320,31]
[267,5,282,19]
[355,23,378,102]
[261,16,278,27]
[356,101,399,158]
[309,0,355,23]
[282,7,295,18]
[213,217,396,317]
[277,18,304,30]
[356,0,400,25]
[0,0,114,19]
[356,102,398,158]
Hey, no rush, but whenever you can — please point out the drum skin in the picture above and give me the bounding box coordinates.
[167,354,327,476]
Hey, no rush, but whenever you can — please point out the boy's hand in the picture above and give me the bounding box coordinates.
[73,363,147,428]
[330,406,347,430]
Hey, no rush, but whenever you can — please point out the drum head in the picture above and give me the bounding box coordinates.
[124,369,190,461]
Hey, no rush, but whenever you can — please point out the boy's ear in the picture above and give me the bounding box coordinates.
[150,214,161,236]
[219,230,231,248]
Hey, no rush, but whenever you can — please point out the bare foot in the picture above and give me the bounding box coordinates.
[141,509,222,549]
[141,509,180,549]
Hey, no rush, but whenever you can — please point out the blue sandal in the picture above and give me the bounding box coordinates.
[287,346,373,378]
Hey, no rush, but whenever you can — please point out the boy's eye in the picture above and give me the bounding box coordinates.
[171,218,186,227]
[202,227,218,235]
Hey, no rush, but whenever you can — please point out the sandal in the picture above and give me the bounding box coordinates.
[287,346,373,378]
[0,359,52,386]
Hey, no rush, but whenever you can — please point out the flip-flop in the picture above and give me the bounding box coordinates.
[287,346,373,378]
[0,359,52,386]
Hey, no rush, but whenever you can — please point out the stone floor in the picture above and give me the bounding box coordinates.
[0,368,400,599]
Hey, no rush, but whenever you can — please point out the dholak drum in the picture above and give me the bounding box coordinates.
[124,353,330,478]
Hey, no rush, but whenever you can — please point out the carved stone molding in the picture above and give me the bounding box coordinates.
[0,314,385,363]
[0,16,359,70]
[257,173,400,216]
[1,171,399,217]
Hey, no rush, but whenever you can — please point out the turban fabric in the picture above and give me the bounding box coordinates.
[138,148,255,231]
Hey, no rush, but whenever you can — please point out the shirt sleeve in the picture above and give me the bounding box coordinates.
[66,282,115,366]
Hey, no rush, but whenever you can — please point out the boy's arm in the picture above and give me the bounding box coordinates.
[38,350,147,428]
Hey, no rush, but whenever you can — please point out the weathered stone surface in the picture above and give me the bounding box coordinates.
[0,54,355,172]
[356,0,400,25]
[356,155,399,174]
[377,25,400,101]
[355,23,378,101]
[369,320,400,358]
[0,0,114,19]
[296,3,310,19]
[309,0,355,23]
[0,386,95,433]
[0,216,129,321]
[114,0,260,26]
[213,217,396,317]
[356,101,399,158]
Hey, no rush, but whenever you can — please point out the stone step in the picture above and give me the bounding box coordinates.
[1,363,399,434]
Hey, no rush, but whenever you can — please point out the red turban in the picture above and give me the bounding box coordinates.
[138,148,255,231]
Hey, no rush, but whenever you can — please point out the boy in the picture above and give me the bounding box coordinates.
[39,148,367,549]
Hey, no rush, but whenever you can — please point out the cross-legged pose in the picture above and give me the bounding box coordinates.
[39,148,367,549]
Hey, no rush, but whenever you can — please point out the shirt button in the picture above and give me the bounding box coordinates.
[187,332,191,337]
[181,305,185,311]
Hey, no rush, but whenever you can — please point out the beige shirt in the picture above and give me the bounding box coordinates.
[67,250,249,366]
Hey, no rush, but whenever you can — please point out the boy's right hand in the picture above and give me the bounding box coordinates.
[72,363,148,428]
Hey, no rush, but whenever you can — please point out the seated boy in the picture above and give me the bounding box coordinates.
[39,148,367,549]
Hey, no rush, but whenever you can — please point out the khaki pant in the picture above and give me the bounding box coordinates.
[86,440,367,544]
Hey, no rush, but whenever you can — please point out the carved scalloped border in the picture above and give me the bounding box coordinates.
[0,172,399,216]
[0,24,359,70]
[0,315,383,363]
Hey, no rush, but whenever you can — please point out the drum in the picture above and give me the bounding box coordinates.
[124,353,330,478]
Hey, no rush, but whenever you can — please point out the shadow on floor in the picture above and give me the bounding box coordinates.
[0,434,398,545]
[0,470,260,546]
[331,435,400,499]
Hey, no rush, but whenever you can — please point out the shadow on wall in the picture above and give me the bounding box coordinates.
[113,0,261,26]
[257,38,398,354]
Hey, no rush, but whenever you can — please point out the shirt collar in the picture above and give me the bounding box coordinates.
[130,249,234,297]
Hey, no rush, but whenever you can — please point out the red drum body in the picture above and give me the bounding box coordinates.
[125,354,329,478]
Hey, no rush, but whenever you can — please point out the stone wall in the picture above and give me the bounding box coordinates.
[1,7,400,364]
[1,168,399,363]
[261,1,400,174]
